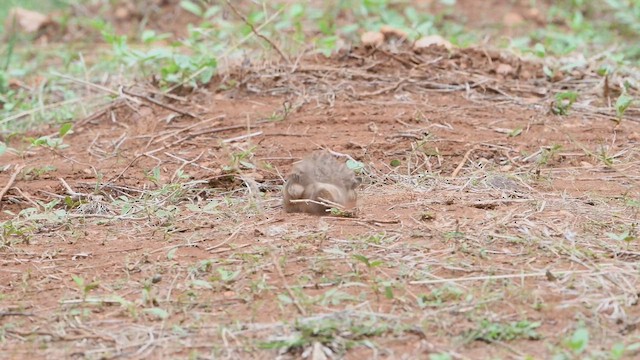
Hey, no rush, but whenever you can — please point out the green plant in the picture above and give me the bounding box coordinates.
[102,25,217,88]
[72,275,100,300]
[143,307,170,320]
[417,285,464,308]
[179,1,221,19]
[346,158,365,173]
[463,319,541,343]
[538,144,563,165]
[23,165,56,180]
[224,146,257,172]
[606,225,637,247]
[564,326,589,355]
[429,353,453,360]
[329,207,356,217]
[258,315,391,353]
[551,91,578,115]
[216,267,240,283]
[610,342,640,360]
[146,167,162,185]
[24,122,73,150]
[508,127,523,137]
[0,220,31,245]
[615,93,634,122]
[444,231,464,240]
[352,254,383,269]
[509,1,640,65]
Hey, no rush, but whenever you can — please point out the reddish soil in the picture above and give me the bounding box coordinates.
[2,1,640,359]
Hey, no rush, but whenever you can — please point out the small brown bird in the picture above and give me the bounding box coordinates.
[283,151,360,215]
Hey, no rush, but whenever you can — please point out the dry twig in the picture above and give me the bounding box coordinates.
[0,165,25,206]
[273,256,307,316]
[122,88,201,120]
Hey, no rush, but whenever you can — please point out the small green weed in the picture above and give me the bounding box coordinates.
[72,275,100,301]
[259,315,391,354]
[538,144,563,166]
[551,91,578,115]
[615,93,634,122]
[463,319,541,343]
[417,285,465,308]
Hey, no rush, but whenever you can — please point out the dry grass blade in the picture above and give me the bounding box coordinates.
[0,165,25,206]
[224,0,291,66]
[121,88,201,120]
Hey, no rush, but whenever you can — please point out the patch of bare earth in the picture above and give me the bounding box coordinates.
[2,42,640,360]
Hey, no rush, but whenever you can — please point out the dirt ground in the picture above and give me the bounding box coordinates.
[2,1,640,359]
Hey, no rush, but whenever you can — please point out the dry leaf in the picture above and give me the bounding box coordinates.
[4,7,49,34]
[380,25,407,40]
[496,63,514,76]
[527,8,544,23]
[115,6,131,20]
[361,31,384,48]
[413,35,453,50]
[503,12,525,27]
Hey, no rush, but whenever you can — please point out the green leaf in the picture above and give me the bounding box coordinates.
[626,198,640,208]
[384,286,394,299]
[610,343,625,360]
[627,342,640,351]
[597,65,613,76]
[556,91,578,103]
[72,275,84,287]
[606,230,635,243]
[429,353,452,360]
[203,6,221,18]
[533,43,546,57]
[185,204,201,212]
[346,159,365,172]
[277,294,293,304]
[315,35,338,56]
[288,3,305,18]
[142,29,155,43]
[198,66,215,84]
[352,254,370,266]
[0,141,6,156]
[390,159,401,167]
[180,0,202,16]
[143,307,169,320]
[59,123,73,137]
[85,281,100,292]
[191,279,212,289]
[203,201,218,211]
[111,295,130,307]
[615,94,634,120]
[167,247,178,260]
[239,160,256,169]
[508,127,523,137]
[218,268,240,282]
[568,327,589,354]
[552,91,578,115]
[64,196,74,208]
